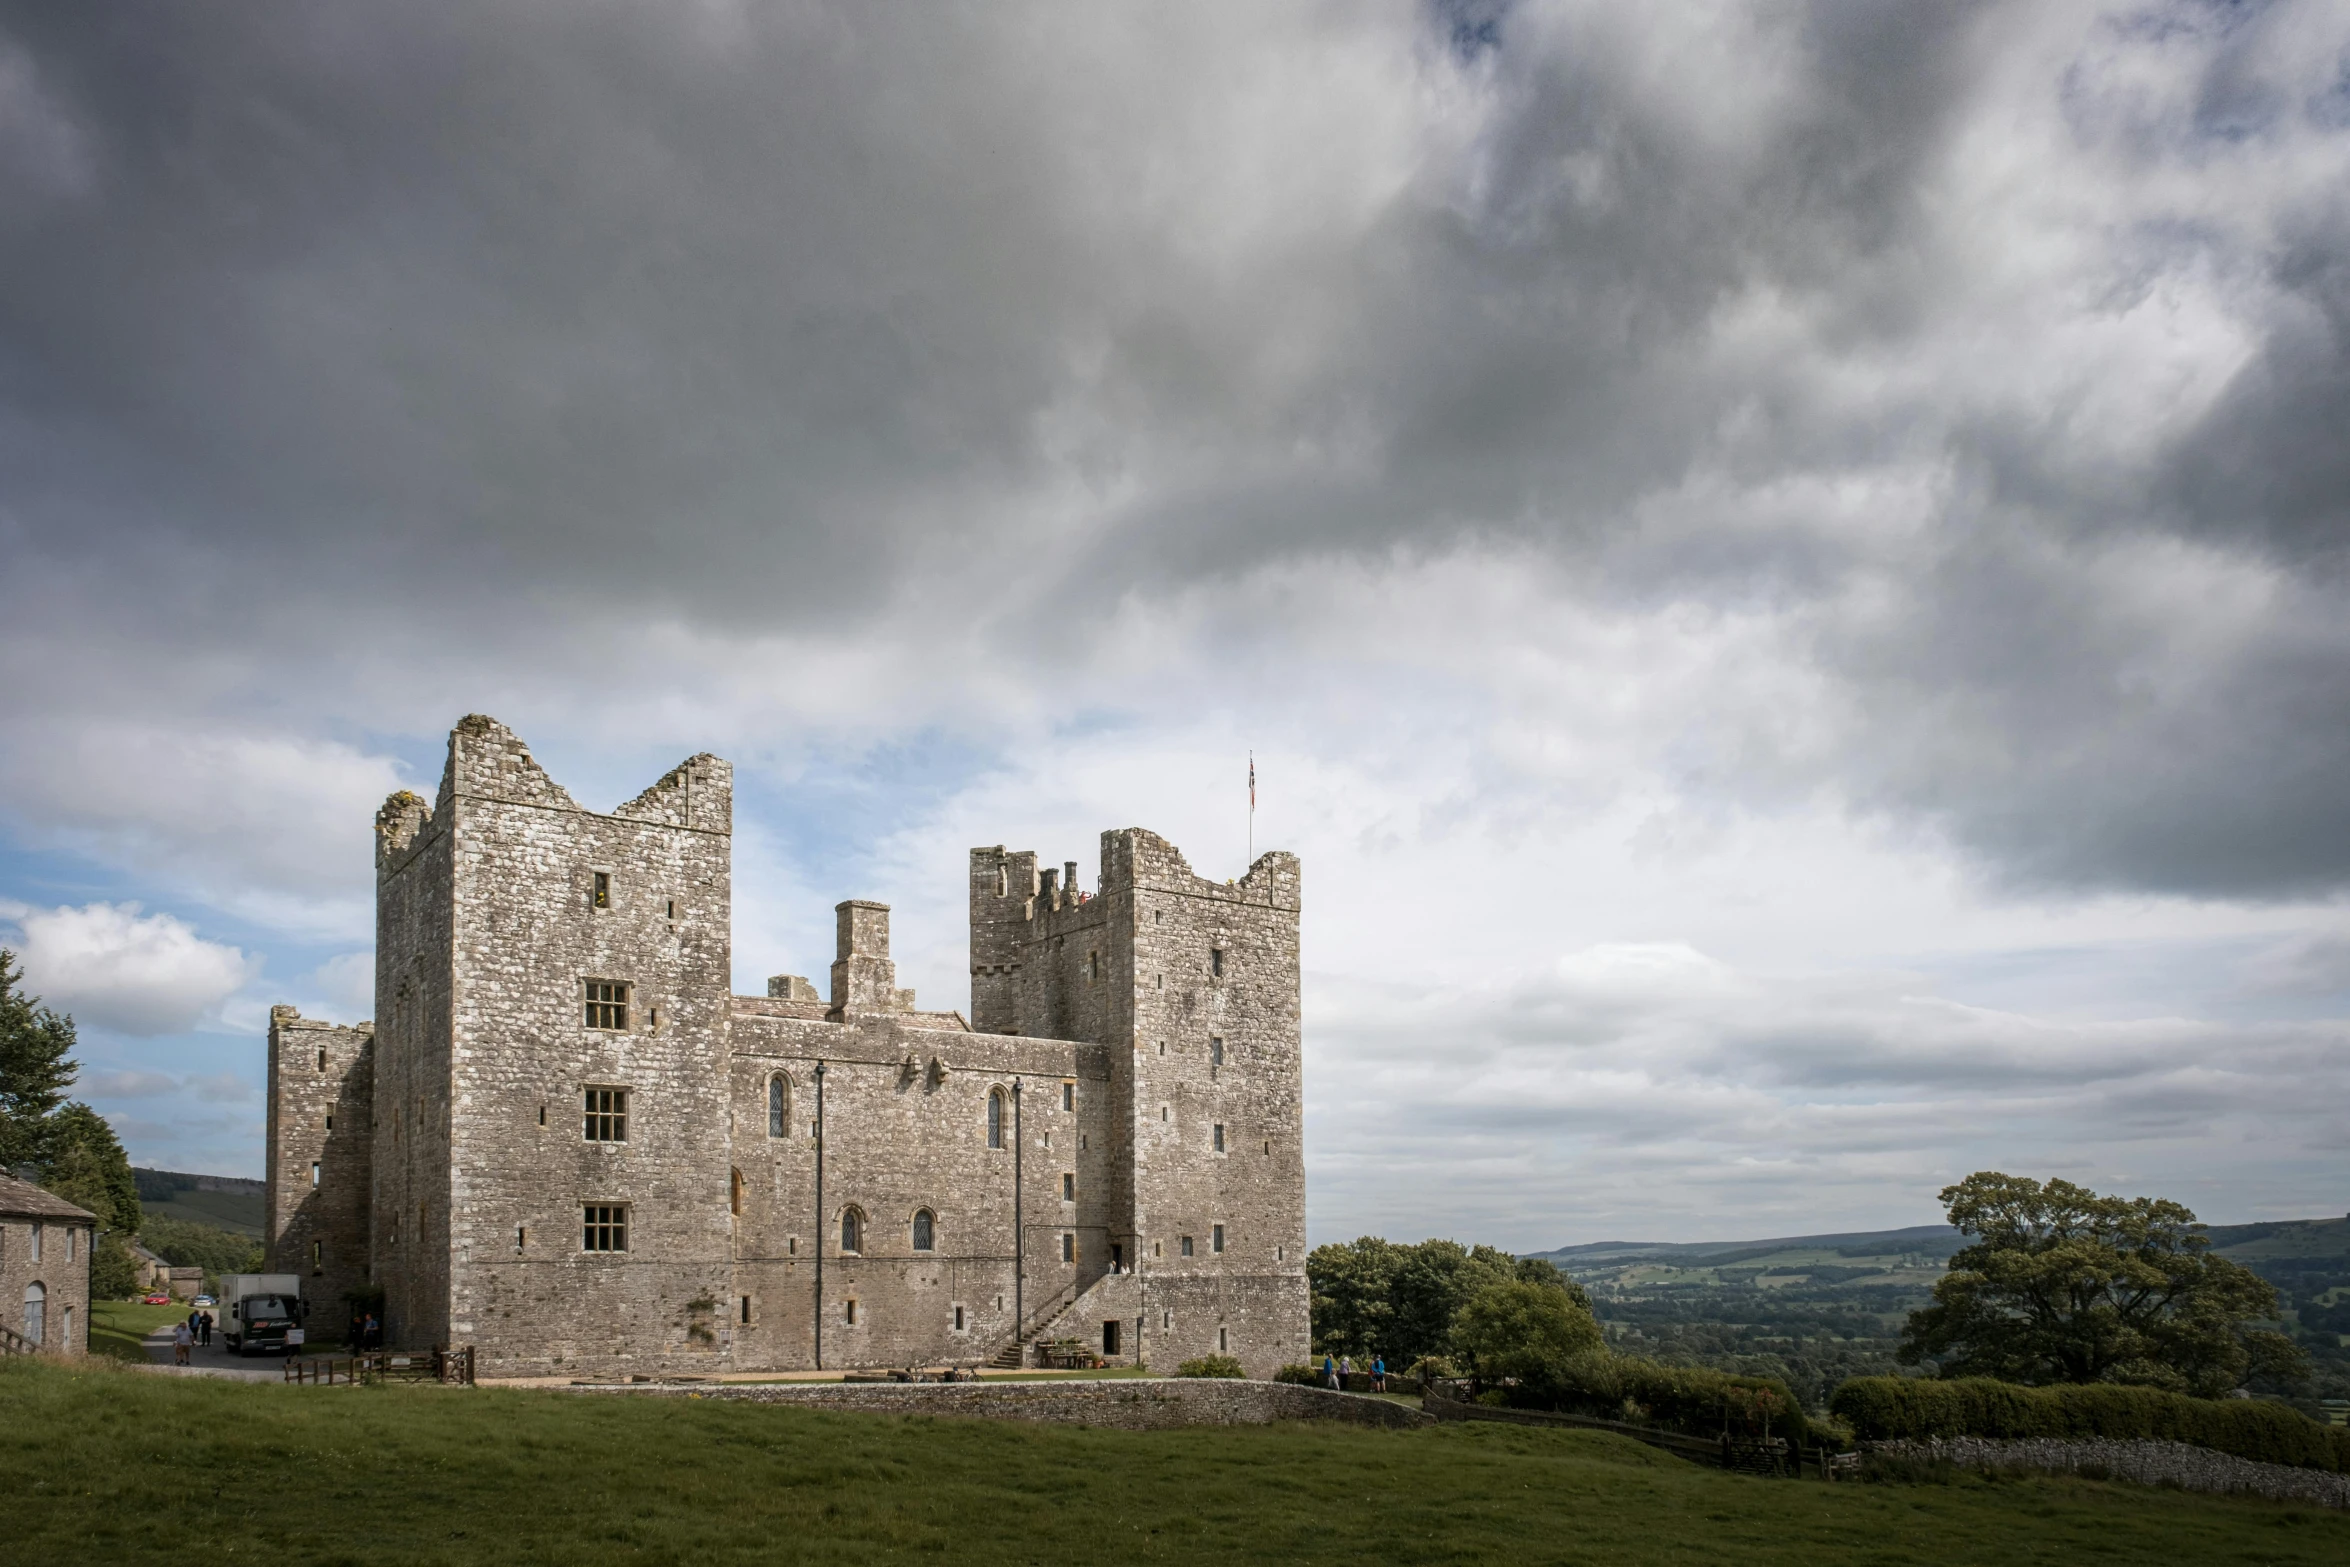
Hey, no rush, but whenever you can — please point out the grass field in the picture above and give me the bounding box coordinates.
[7,1359,2346,1565]
[88,1299,188,1363]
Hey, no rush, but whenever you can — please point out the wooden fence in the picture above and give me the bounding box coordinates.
[284,1346,475,1387]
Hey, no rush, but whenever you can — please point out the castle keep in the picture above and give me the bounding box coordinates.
[264,715,1307,1378]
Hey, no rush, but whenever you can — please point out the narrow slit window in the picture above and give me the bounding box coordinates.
[317,1047,327,1071]
[311,1160,321,1188]
[583,1204,628,1252]
[1212,1124,1225,1153]
[1210,1037,1224,1069]
[310,1239,322,1274]
[740,1296,751,1325]
[730,1167,743,1215]
[1212,1224,1225,1253]
[846,1299,858,1325]
[583,1086,628,1142]
[1210,948,1224,978]
[1061,1172,1075,1202]
[583,979,629,1030]
[987,1090,1004,1149]
[1061,1081,1074,1112]
[516,1225,526,1251]
[954,1304,965,1331]
[591,870,611,908]
[1061,1232,1075,1263]
[1219,1327,1229,1352]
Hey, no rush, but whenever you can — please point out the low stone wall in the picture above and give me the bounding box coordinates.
[565,1376,1431,1432]
[1872,1437,2350,1511]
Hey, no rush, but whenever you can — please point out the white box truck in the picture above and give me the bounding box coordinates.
[219,1274,308,1356]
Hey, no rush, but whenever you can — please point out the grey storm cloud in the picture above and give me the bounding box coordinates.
[1,0,2347,906]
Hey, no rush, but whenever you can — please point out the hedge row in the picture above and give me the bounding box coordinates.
[1538,1356,1811,1446]
[1831,1377,2350,1473]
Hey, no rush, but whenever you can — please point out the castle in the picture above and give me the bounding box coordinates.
[264,715,1307,1378]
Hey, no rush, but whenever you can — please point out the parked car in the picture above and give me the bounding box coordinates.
[142,1293,172,1305]
[192,1294,217,1307]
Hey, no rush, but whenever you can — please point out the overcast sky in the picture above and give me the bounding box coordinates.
[2,1,2345,1248]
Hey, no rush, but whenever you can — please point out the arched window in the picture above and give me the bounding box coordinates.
[768,1075,790,1139]
[22,1281,44,1347]
[996,865,1008,897]
[840,1207,864,1255]
[987,1089,1004,1149]
[730,1167,744,1216]
[912,1209,935,1252]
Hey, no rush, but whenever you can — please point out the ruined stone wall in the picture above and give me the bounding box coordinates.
[725,1003,1107,1371]
[430,718,738,1379]
[373,780,455,1349]
[263,1007,374,1324]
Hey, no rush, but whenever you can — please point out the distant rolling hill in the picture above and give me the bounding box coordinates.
[1518,1217,2350,1409]
[132,1168,265,1237]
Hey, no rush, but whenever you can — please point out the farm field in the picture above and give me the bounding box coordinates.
[6,1358,2346,1566]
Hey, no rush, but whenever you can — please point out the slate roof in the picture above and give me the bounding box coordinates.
[0,1172,98,1223]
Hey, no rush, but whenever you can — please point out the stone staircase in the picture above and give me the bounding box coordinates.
[982,1273,1116,1370]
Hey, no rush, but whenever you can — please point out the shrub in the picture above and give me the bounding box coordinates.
[1830,1376,2350,1473]
[1541,1354,1811,1446]
[1272,1364,1321,1386]
[1175,1355,1246,1379]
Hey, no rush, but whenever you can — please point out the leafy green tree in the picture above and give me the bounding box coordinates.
[41,1103,140,1234]
[0,950,78,1170]
[1309,1237,1594,1367]
[1451,1278,1604,1384]
[1307,1235,1406,1358]
[0,953,151,1298]
[1899,1172,2306,1397]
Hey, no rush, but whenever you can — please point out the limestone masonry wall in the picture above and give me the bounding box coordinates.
[279,715,1308,1380]
[264,1007,374,1318]
[567,1377,1428,1431]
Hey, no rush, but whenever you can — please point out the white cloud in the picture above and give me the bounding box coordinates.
[5,901,256,1036]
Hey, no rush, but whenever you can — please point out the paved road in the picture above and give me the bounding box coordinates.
[142,1317,298,1382]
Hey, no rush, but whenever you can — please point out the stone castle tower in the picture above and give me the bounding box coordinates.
[264,715,1307,1378]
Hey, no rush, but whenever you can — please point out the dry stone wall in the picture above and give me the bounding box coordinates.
[568,1376,1430,1431]
[1871,1436,2350,1510]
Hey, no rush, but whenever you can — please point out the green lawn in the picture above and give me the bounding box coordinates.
[88,1298,188,1363]
[6,1357,2345,1565]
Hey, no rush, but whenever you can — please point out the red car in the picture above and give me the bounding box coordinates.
[142,1293,172,1305]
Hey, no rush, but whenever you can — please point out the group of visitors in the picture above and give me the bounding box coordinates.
[1318,1353,1388,1394]
[169,1308,214,1365]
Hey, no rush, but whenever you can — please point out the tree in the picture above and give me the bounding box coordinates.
[1451,1278,1604,1385]
[1899,1171,2305,1397]
[0,950,78,1170]
[1309,1236,1596,1367]
[0,954,146,1298]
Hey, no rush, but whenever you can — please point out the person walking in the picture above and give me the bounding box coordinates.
[1323,1352,1339,1391]
[198,1311,213,1348]
[172,1320,192,1367]
[1372,1355,1387,1394]
[1339,1354,1354,1391]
